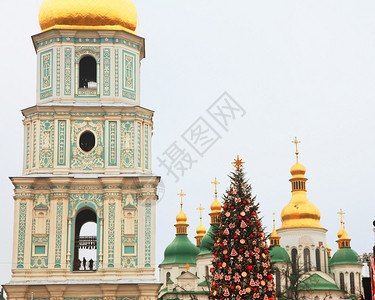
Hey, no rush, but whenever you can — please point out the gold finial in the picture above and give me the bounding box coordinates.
[211,177,220,195]
[185,263,190,271]
[291,136,301,162]
[178,189,186,209]
[273,212,276,230]
[233,155,245,170]
[197,204,205,220]
[337,209,345,225]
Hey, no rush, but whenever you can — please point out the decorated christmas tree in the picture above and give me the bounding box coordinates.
[210,156,276,300]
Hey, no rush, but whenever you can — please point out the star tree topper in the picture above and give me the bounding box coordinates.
[232,155,245,170]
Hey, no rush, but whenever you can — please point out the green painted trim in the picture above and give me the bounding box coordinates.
[37,37,141,50]
[122,50,136,101]
[40,49,53,97]
[298,274,340,291]
[103,48,111,96]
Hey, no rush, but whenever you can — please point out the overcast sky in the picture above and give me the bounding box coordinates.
[0,0,374,284]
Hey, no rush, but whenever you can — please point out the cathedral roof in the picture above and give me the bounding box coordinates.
[330,248,361,266]
[269,246,291,263]
[298,274,340,291]
[39,0,137,32]
[159,234,199,266]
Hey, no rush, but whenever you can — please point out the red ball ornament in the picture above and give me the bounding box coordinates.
[251,253,254,256]
[239,249,243,252]
[220,244,223,247]
[239,216,242,220]
[221,231,223,234]
[231,206,234,210]
[225,255,229,259]
[267,274,273,280]
[234,235,238,239]
[251,212,255,215]
[258,222,261,226]
[230,286,234,290]
[243,201,246,204]
[247,265,253,271]
[246,218,250,221]
[260,233,263,237]
[253,288,257,292]
[250,234,254,238]
[214,252,218,256]
[264,250,268,254]
[218,263,222,267]
[224,206,227,210]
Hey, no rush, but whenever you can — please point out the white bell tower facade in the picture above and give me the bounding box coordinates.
[3,0,162,299]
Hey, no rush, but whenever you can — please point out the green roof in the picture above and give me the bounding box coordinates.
[198,224,217,256]
[198,280,210,287]
[167,279,174,284]
[160,234,199,265]
[330,248,362,266]
[298,274,340,291]
[270,246,291,263]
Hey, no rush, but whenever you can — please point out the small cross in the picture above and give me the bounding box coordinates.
[211,177,220,195]
[233,155,245,170]
[291,136,301,161]
[197,204,205,220]
[337,209,345,225]
[177,189,186,208]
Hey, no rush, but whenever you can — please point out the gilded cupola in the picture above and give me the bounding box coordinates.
[209,178,222,224]
[195,204,207,246]
[280,137,324,230]
[175,190,188,235]
[269,213,281,247]
[39,0,138,32]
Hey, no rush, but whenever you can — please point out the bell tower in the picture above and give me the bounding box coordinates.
[3,0,161,299]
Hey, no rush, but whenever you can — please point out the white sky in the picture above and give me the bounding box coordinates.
[0,0,375,285]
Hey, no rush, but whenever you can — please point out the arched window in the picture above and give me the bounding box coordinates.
[304,248,311,272]
[339,273,345,291]
[315,248,321,271]
[166,272,171,283]
[73,208,98,271]
[79,56,97,88]
[276,269,281,295]
[291,248,298,273]
[350,272,355,294]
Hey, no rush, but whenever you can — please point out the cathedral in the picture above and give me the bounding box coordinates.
[3,0,162,298]
[158,143,363,300]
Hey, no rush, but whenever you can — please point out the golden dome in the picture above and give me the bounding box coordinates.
[210,197,222,213]
[290,161,306,178]
[39,0,137,32]
[280,153,323,230]
[196,223,206,236]
[176,208,187,224]
[269,214,281,247]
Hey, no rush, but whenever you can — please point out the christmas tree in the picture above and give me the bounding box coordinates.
[210,156,276,300]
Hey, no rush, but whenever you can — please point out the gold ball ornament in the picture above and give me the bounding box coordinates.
[261,280,265,286]
[225,212,230,217]
[240,239,245,244]
[246,287,251,293]
[222,262,227,267]
[240,211,246,216]
[241,272,247,277]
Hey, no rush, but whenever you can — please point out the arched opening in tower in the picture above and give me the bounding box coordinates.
[79,56,97,89]
[73,208,98,271]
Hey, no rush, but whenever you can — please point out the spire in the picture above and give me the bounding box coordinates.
[209,177,221,224]
[175,190,188,235]
[269,213,281,247]
[326,244,332,258]
[195,204,206,246]
[291,136,301,163]
[336,209,351,249]
[280,137,323,229]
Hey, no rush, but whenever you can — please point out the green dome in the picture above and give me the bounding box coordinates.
[160,234,199,265]
[330,248,361,266]
[269,246,291,263]
[198,224,217,256]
